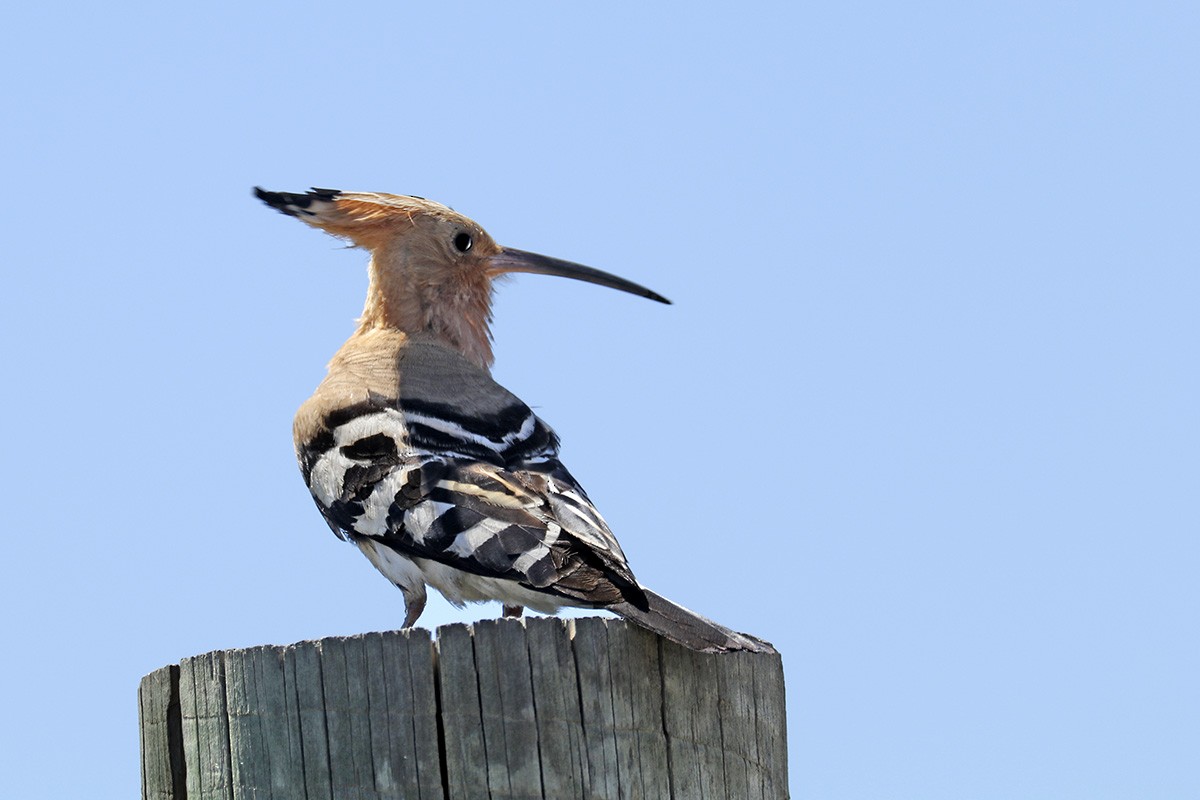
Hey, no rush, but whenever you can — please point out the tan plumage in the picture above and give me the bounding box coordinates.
[257,187,773,653]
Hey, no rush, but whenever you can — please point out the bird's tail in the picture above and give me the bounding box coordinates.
[610,589,776,654]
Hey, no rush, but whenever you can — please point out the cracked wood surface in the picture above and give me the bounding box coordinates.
[139,618,787,799]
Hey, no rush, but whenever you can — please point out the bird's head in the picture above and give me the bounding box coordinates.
[255,187,668,368]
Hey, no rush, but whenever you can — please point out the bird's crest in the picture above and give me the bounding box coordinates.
[254,187,466,250]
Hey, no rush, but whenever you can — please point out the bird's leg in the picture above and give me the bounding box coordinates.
[502,604,524,618]
[402,588,428,629]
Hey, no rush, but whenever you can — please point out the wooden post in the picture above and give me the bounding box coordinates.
[139,617,787,799]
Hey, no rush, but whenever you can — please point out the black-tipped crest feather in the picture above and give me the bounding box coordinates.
[254,186,342,216]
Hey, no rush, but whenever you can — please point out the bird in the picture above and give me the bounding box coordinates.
[256,186,773,654]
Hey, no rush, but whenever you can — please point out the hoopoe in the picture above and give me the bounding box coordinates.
[256,187,773,654]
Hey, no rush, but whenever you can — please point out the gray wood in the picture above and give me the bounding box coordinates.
[365,629,442,800]
[179,651,233,800]
[524,618,587,798]
[571,618,621,799]
[611,622,673,799]
[318,635,375,796]
[716,652,756,800]
[661,640,728,798]
[362,632,408,798]
[435,623,489,800]
[140,665,185,800]
[472,619,543,798]
[752,651,789,800]
[225,644,298,800]
[141,618,788,799]
[285,641,333,800]
[396,629,444,799]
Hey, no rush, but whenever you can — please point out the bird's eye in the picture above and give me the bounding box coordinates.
[453,232,473,253]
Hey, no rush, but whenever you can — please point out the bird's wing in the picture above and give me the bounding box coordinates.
[297,334,645,607]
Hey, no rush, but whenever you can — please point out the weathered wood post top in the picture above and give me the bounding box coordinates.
[140,616,787,799]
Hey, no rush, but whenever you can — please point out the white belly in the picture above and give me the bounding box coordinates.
[354,537,573,616]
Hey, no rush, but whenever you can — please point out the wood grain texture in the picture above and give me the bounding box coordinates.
[179,651,233,800]
[141,618,787,799]
[523,618,587,798]
[224,644,296,799]
[140,665,185,800]
[435,623,489,800]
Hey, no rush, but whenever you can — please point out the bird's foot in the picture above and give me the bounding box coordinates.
[402,594,427,629]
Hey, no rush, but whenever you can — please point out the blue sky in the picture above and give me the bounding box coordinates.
[2,3,1197,798]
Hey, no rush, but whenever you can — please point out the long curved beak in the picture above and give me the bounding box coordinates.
[488,247,671,304]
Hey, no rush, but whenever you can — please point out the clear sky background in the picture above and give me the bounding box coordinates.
[2,3,1196,798]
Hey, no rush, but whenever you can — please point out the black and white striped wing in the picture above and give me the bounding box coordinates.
[300,391,643,607]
